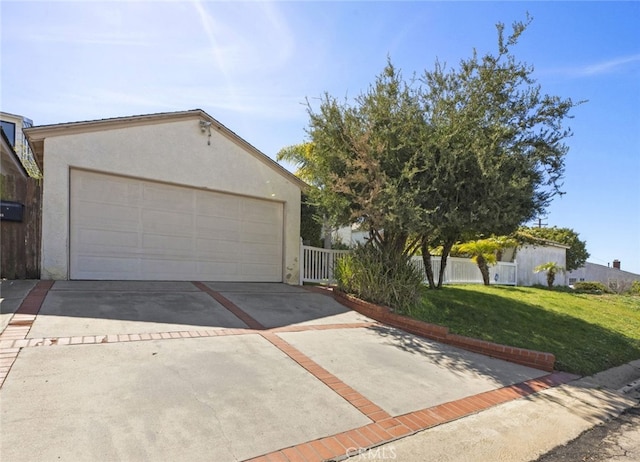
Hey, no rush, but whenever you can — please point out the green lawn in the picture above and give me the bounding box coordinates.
[413,285,640,376]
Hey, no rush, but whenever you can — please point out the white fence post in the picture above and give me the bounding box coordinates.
[299,237,304,286]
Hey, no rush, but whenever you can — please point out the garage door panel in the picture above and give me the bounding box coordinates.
[77,174,141,205]
[195,239,240,260]
[241,222,281,239]
[240,242,281,258]
[140,258,197,277]
[141,234,193,255]
[196,215,240,236]
[241,230,281,244]
[77,229,140,252]
[196,261,241,277]
[142,210,193,237]
[74,202,139,230]
[75,255,140,277]
[141,183,194,209]
[240,263,281,279]
[70,170,283,281]
[196,192,240,217]
[243,201,281,222]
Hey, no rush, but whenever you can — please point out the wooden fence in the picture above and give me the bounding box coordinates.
[1,176,41,279]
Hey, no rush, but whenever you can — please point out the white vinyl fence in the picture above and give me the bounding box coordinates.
[299,243,517,285]
[299,244,350,284]
[409,256,517,285]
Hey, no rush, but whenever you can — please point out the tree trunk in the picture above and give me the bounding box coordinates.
[547,271,555,288]
[437,239,455,289]
[421,239,436,289]
[477,255,491,286]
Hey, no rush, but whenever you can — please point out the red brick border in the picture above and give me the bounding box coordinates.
[192,281,266,330]
[246,370,578,462]
[0,280,54,387]
[332,290,556,372]
[261,332,393,422]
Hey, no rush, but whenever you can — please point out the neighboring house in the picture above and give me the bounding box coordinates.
[0,111,39,177]
[1,128,28,180]
[492,240,568,286]
[333,224,369,247]
[568,261,640,289]
[24,109,306,283]
[512,243,569,286]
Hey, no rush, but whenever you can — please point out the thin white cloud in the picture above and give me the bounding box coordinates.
[188,0,295,75]
[580,54,640,76]
[542,53,640,78]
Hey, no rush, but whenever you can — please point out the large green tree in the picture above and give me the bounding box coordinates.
[281,16,580,292]
[299,62,428,260]
[416,16,580,287]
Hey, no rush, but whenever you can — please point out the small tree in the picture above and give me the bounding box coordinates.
[534,262,565,288]
[300,194,323,247]
[455,236,518,286]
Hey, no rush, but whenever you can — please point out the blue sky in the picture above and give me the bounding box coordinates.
[2,1,639,274]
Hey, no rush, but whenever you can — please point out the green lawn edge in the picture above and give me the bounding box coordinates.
[410,285,640,376]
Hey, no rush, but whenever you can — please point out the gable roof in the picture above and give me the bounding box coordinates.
[1,127,28,178]
[23,109,308,190]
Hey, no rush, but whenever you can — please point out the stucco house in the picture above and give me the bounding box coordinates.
[1,128,28,180]
[24,109,306,283]
[510,243,569,286]
[568,260,640,290]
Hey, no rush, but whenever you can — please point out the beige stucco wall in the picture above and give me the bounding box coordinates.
[40,117,301,283]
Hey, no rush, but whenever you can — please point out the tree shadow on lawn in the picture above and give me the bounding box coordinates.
[365,323,552,388]
[382,286,640,376]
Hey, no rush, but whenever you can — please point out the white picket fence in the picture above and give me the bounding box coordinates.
[299,243,517,285]
[299,244,350,284]
[409,256,517,285]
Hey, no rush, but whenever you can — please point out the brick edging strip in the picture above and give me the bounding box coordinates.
[332,289,556,372]
[0,280,54,387]
[261,332,393,422]
[192,281,266,330]
[244,370,578,462]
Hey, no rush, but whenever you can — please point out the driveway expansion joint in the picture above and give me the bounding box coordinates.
[192,281,266,329]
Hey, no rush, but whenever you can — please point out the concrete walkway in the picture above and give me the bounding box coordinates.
[1,280,630,461]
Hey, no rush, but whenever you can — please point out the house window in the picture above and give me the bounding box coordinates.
[1,121,16,146]
[569,278,577,284]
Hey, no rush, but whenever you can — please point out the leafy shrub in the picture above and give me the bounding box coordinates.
[573,281,610,294]
[607,279,634,295]
[628,281,640,296]
[335,244,424,315]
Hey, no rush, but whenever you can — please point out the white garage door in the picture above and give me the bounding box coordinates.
[70,170,283,281]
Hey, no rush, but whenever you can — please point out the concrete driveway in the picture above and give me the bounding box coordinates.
[0,280,573,461]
